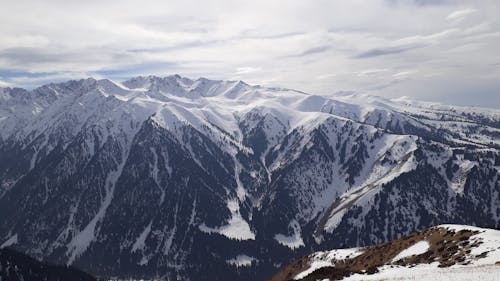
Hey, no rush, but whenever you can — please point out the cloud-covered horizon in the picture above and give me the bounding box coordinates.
[1,0,499,108]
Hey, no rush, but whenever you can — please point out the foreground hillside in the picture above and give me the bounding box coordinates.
[0,247,96,281]
[270,225,500,281]
[0,76,498,280]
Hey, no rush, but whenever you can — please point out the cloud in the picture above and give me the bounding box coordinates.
[446,8,477,21]
[0,0,498,107]
[392,70,418,78]
[94,61,179,78]
[126,40,223,53]
[0,80,11,87]
[238,31,306,39]
[316,73,337,80]
[290,45,332,57]
[302,45,331,55]
[0,48,67,64]
[354,45,416,58]
[354,29,458,59]
[235,67,262,75]
[358,69,389,76]
[413,0,450,5]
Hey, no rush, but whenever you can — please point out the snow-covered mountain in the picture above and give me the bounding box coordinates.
[270,224,500,281]
[0,75,498,280]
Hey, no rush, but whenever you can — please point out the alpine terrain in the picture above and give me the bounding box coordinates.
[0,75,498,280]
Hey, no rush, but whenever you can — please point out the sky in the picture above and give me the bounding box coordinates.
[0,0,499,108]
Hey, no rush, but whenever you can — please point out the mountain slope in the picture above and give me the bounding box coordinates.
[270,224,500,281]
[0,75,498,280]
[0,247,96,281]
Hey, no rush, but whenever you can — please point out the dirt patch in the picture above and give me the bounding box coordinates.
[268,255,313,281]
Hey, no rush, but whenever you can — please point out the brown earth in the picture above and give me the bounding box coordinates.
[269,226,485,281]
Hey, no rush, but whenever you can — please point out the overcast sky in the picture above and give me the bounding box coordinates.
[0,0,499,107]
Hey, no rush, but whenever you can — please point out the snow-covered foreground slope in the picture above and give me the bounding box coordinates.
[0,76,498,281]
[343,265,500,281]
[271,225,500,281]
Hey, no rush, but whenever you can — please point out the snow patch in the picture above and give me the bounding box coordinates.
[131,221,152,253]
[294,248,364,280]
[392,240,430,262]
[234,160,247,201]
[274,220,304,249]
[227,254,256,267]
[1,234,18,248]
[294,260,332,280]
[439,224,500,266]
[199,199,255,240]
[450,160,475,193]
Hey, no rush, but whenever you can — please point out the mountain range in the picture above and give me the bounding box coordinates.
[0,75,498,280]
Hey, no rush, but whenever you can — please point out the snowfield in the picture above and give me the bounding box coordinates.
[343,264,500,281]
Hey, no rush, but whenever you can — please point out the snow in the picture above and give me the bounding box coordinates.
[344,264,500,281]
[1,76,499,271]
[392,240,430,262]
[2,75,498,157]
[162,201,179,256]
[320,248,365,261]
[322,134,418,233]
[324,209,348,233]
[199,199,255,240]
[449,159,475,193]
[226,254,256,267]
[438,224,500,266]
[131,221,152,253]
[0,234,18,248]
[66,136,131,265]
[29,134,49,170]
[294,260,332,280]
[150,147,166,204]
[296,225,500,281]
[294,248,364,280]
[233,159,247,201]
[274,220,304,249]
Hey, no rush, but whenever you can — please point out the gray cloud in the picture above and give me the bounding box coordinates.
[354,45,417,58]
[127,40,223,53]
[238,31,306,39]
[386,0,451,6]
[292,45,332,57]
[0,48,66,64]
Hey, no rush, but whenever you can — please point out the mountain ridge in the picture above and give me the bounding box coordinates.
[269,224,500,281]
